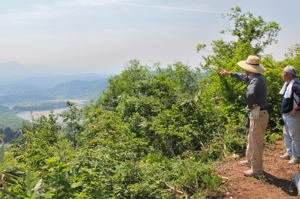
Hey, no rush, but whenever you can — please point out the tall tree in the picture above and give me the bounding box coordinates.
[197,6,281,129]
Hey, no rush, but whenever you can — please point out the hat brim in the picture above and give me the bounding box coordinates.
[237,61,266,74]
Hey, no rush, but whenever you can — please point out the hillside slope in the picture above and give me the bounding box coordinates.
[48,79,108,99]
[216,141,299,199]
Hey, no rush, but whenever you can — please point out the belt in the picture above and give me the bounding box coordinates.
[260,108,268,111]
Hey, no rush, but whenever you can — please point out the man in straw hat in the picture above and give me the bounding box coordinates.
[220,55,269,177]
[279,65,300,164]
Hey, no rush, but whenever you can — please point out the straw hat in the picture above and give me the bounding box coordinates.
[237,55,266,74]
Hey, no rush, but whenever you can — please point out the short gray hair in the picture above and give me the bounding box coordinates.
[284,65,297,78]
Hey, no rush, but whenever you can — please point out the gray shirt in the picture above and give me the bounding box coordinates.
[231,72,268,109]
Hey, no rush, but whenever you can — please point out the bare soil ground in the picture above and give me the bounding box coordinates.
[216,141,300,199]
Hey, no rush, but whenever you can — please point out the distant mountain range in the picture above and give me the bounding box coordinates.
[48,79,108,99]
[0,78,108,105]
[0,61,110,105]
[0,61,112,86]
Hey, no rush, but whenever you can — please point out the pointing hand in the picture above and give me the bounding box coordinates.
[220,68,231,76]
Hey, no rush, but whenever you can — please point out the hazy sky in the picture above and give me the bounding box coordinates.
[0,0,299,74]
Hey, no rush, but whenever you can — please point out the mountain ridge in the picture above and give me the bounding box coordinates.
[0,78,108,105]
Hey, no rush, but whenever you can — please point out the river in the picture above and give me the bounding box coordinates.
[16,99,88,122]
[16,108,68,122]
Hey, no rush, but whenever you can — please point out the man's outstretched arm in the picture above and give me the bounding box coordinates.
[220,68,249,82]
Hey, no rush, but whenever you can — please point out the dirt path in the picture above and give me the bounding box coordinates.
[216,141,300,199]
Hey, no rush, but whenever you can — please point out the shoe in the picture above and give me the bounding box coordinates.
[288,157,299,164]
[243,169,263,177]
[279,153,290,160]
[239,160,251,167]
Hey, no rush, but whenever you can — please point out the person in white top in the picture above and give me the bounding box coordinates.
[279,66,300,164]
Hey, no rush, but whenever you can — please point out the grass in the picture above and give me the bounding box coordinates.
[0,112,24,130]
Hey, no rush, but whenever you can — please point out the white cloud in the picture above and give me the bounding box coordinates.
[122,2,217,13]
[57,0,135,7]
[57,0,216,13]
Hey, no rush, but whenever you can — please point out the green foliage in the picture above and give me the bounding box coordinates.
[222,6,280,54]
[267,132,283,144]
[1,61,226,198]
[223,131,247,156]
[284,43,300,77]
[60,102,83,148]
